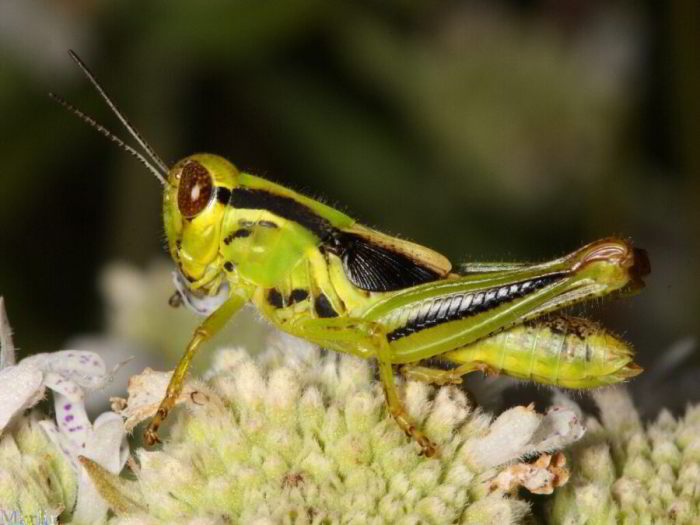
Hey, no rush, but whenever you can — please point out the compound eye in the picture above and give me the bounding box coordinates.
[177,160,213,218]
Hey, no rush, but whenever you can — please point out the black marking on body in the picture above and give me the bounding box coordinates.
[258,220,279,229]
[223,262,235,272]
[288,288,309,305]
[314,294,338,318]
[230,188,442,292]
[223,229,252,245]
[267,288,285,309]
[416,356,459,371]
[232,229,252,239]
[387,273,565,341]
[325,232,441,292]
[230,188,332,239]
[216,186,231,205]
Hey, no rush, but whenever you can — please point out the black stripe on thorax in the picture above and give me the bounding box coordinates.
[386,273,565,342]
[227,187,332,240]
[216,186,232,205]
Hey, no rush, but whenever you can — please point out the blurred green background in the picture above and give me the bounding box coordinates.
[0,1,698,413]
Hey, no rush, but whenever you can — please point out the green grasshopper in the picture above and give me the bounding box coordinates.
[53,51,649,456]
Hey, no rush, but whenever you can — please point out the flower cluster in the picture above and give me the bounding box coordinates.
[0,411,75,522]
[92,333,583,525]
[0,298,128,524]
[547,388,700,525]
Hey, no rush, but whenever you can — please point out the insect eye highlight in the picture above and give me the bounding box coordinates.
[177,160,213,218]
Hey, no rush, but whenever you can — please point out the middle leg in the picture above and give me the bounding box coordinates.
[400,361,500,386]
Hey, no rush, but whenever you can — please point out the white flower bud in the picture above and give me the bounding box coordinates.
[548,388,700,525]
[101,342,581,524]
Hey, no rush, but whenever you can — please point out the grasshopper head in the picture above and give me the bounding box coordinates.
[51,53,239,301]
[163,153,239,293]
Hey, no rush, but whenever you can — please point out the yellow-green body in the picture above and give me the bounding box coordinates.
[162,155,646,402]
[56,52,649,455]
[156,153,650,454]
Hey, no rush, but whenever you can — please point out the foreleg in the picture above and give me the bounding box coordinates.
[144,292,247,445]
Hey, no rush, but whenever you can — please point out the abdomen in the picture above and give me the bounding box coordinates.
[441,315,641,388]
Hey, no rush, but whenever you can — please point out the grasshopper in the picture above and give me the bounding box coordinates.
[53,51,649,456]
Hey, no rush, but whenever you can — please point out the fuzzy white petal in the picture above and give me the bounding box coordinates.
[37,350,109,390]
[0,365,43,433]
[43,371,85,402]
[71,412,128,524]
[39,419,80,471]
[53,391,91,450]
[87,411,128,473]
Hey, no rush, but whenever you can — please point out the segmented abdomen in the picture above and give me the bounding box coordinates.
[442,315,641,388]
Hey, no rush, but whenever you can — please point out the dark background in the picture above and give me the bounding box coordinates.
[0,0,698,416]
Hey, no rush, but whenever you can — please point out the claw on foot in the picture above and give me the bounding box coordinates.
[144,428,162,446]
[395,415,439,457]
[418,436,439,458]
[144,408,167,446]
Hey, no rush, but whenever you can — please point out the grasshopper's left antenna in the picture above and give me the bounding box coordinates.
[49,91,169,186]
[50,50,170,186]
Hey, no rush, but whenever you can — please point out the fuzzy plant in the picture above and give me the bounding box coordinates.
[547,388,700,525]
[92,333,582,525]
[3,261,699,525]
[0,298,129,524]
[0,294,580,524]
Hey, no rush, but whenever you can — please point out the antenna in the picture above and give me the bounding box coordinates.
[49,92,169,186]
[51,50,170,186]
[67,50,169,175]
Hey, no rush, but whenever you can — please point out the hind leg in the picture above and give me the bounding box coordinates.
[287,315,438,457]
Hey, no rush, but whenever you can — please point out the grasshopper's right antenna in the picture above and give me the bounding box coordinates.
[50,50,170,187]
